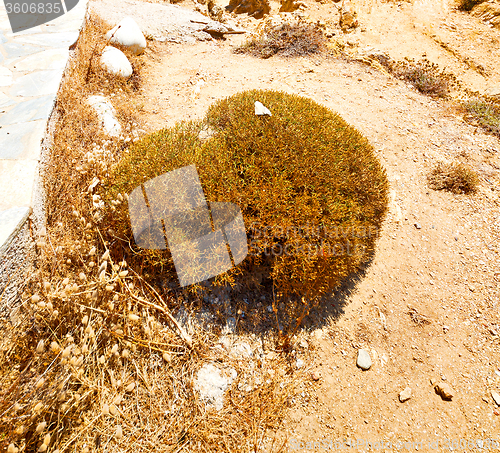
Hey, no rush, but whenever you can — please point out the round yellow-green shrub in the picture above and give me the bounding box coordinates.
[109,90,388,302]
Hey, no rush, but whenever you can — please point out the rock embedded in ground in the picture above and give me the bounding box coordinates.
[225,0,270,19]
[100,46,133,78]
[435,382,454,401]
[106,17,147,55]
[339,0,358,31]
[356,349,372,370]
[399,386,412,402]
[87,95,122,137]
[194,363,236,411]
[491,390,500,406]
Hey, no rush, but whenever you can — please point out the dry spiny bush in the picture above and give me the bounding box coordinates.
[427,161,479,194]
[373,56,459,98]
[0,16,301,453]
[234,22,327,58]
[110,89,389,337]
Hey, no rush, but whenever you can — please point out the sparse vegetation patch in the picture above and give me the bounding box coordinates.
[234,22,327,58]
[427,161,479,194]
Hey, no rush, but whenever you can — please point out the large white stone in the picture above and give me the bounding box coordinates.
[106,17,147,55]
[100,46,133,78]
[87,95,122,137]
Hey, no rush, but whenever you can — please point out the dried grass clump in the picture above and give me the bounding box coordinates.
[427,162,479,194]
[234,22,327,58]
[110,90,388,336]
[375,57,457,98]
[462,97,500,138]
[0,16,299,453]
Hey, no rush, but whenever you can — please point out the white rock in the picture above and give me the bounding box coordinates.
[100,46,133,78]
[106,17,147,55]
[492,390,500,406]
[255,101,272,116]
[87,95,122,137]
[194,363,236,411]
[356,349,372,370]
[399,386,412,402]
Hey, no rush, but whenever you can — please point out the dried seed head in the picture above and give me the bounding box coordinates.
[99,355,105,364]
[125,382,135,392]
[50,341,60,353]
[128,314,140,322]
[38,444,47,452]
[113,395,122,405]
[119,270,129,278]
[37,301,46,309]
[99,269,107,281]
[31,294,40,303]
[101,250,110,261]
[69,357,77,366]
[115,424,123,439]
[162,352,172,362]
[121,349,130,359]
[89,246,96,256]
[111,344,119,354]
[14,402,21,411]
[105,284,114,292]
[7,444,18,453]
[15,425,24,435]
[35,421,47,433]
[82,344,89,354]
[33,402,43,413]
[36,340,45,354]
[82,315,89,325]
[46,302,53,311]
[109,404,117,415]
[62,346,72,358]
[43,434,51,445]
[43,281,51,291]
[102,403,109,415]
[35,377,45,389]
[52,310,59,318]
[62,278,70,286]
[113,294,119,301]
[89,261,95,268]
[79,272,86,281]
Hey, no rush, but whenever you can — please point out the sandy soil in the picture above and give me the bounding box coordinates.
[94,0,500,448]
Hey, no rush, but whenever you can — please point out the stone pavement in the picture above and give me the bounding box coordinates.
[0,0,88,255]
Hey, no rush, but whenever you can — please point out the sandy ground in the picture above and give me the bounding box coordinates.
[94,0,500,448]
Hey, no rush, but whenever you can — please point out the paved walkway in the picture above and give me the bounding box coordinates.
[0,0,88,253]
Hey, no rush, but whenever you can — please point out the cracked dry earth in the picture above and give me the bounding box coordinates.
[96,0,500,448]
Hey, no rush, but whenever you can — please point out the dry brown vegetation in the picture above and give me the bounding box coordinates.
[234,22,327,58]
[427,161,480,194]
[110,89,389,341]
[0,17,302,453]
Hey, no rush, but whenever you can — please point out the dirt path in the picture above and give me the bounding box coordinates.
[96,0,500,446]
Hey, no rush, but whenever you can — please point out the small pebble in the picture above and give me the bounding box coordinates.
[414,223,421,229]
[435,382,454,400]
[491,390,500,406]
[399,386,412,403]
[311,371,321,381]
[357,349,372,370]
